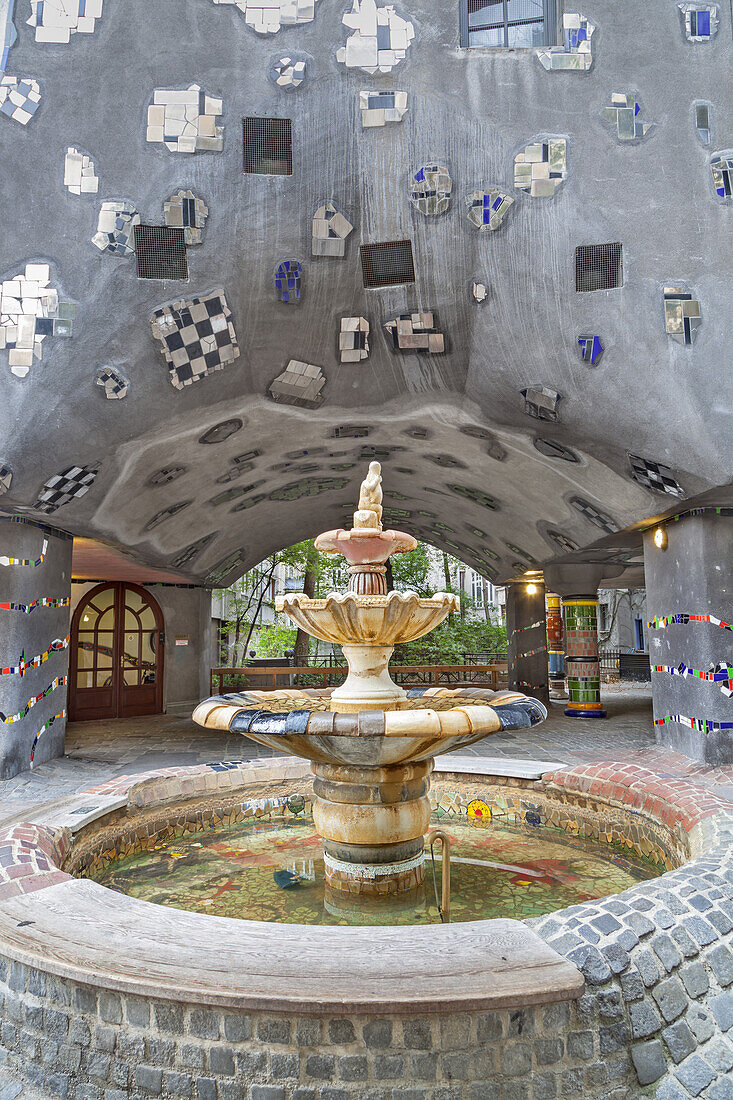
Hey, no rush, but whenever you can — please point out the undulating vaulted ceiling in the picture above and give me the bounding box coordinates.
[0,0,730,587]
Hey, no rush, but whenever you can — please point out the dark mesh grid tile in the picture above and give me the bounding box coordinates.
[360,240,415,288]
[243,116,293,175]
[134,225,188,280]
[575,242,623,292]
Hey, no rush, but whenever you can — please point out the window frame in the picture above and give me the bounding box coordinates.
[459,0,558,49]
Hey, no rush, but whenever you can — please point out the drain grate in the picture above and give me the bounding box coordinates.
[360,240,415,288]
[134,225,188,280]
[575,242,622,292]
[243,116,293,175]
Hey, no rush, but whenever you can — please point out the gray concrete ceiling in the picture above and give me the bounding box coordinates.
[1,0,731,586]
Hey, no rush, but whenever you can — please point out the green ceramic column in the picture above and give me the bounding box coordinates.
[562,597,606,718]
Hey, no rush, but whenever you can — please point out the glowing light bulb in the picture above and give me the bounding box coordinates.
[653,527,668,551]
[526,583,538,595]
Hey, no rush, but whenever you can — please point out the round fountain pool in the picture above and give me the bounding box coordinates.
[91,809,658,926]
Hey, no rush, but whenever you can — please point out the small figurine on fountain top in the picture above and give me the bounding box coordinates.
[353,461,383,530]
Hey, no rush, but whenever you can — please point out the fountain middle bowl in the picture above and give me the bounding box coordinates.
[273,589,459,646]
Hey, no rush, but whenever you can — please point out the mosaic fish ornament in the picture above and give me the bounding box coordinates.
[0,676,67,724]
[0,537,48,567]
[30,711,65,767]
[0,596,69,614]
[0,634,69,676]
[648,613,733,632]
[652,661,733,698]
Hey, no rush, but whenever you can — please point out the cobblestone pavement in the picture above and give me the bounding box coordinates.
[0,684,730,812]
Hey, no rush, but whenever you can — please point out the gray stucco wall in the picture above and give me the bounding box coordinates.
[643,514,733,765]
[0,521,72,779]
[0,0,730,587]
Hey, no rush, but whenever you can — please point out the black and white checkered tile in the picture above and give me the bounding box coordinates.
[34,464,99,514]
[628,453,685,497]
[151,290,240,390]
[569,495,619,533]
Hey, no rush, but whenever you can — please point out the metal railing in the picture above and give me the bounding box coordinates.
[210,662,509,695]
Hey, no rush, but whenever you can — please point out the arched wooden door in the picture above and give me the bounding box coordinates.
[69,583,164,721]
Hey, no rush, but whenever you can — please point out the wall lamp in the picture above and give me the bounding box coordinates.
[653,526,668,551]
[526,583,538,595]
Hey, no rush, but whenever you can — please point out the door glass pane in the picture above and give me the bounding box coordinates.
[469,25,505,44]
[140,632,157,678]
[77,671,94,689]
[125,589,156,631]
[95,668,114,688]
[123,669,141,686]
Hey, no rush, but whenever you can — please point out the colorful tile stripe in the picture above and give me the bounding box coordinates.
[0,537,48,568]
[652,662,733,698]
[511,645,547,663]
[647,613,732,632]
[546,593,565,685]
[0,676,68,724]
[654,714,733,733]
[30,711,65,767]
[563,597,605,718]
[0,596,70,614]
[1,634,70,677]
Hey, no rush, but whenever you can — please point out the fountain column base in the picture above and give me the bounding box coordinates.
[329,644,407,712]
[313,761,432,896]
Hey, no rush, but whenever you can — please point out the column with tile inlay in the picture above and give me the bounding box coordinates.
[562,597,606,718]
[506,582,549,706]
[546,592,566,695]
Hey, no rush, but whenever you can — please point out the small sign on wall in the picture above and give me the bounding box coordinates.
[174,635,190,647]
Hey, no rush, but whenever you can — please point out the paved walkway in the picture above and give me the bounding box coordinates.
[1,684,730,813]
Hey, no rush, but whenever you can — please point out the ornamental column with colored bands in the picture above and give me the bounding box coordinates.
[562,597,606,718]
[546,592,565,690]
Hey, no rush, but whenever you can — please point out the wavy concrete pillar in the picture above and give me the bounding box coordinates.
[506,581,549,706]
[643,511,733,765]
[0,519,73,779]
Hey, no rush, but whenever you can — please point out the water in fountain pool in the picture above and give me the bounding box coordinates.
[93,816,658,926]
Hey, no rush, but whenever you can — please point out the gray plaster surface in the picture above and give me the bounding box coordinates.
[0,0,730,588]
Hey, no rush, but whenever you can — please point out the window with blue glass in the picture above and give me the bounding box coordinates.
[460,0,558,48]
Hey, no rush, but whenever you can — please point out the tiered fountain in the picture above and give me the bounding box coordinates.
[194,463,546,900]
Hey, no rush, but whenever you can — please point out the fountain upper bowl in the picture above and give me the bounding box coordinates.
[274,590,459,646]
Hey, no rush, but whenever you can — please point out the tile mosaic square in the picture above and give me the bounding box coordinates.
[337,0,414,74]
[0,75,40,124]
[472,282,487,302]
[163,189,209,245]
[569,496,619,533]
[269,359,325,407]
[514,139,566,197]
[0,462,12,494]
[27,0,104,43]
[694,102,711,145]
[147,84,223,154]
[663,286,702,344]
[0,0,18,73]
[521,385,561,421]
[91,201,139,256]
[34,464,100,513]
[63,146,98,195]
[339,316,369,362]
[628,453,684,497]
[409,164,452,215]
[275,259,302,303]
[466,188,514,230]
[359,89,407,127]
[710,151,733,199]
[384,312,445,354]
[150,289,240,390]
[537,11,595,70]
[578,333,604,365]
[1,263,72,376]
[209,0,320,35]
[270,56,306,88]
[312,203,353,257]
[95,366,128,400]
[600,93,653,142]
[678,3,719,41]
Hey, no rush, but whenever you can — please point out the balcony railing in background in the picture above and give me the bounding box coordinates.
[210,662,509,695]
[599,649,651,682]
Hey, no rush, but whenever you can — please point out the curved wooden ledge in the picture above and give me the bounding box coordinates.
[0,880,583,1013]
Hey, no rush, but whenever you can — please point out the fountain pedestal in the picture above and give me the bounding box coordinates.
[313,760,432,895]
